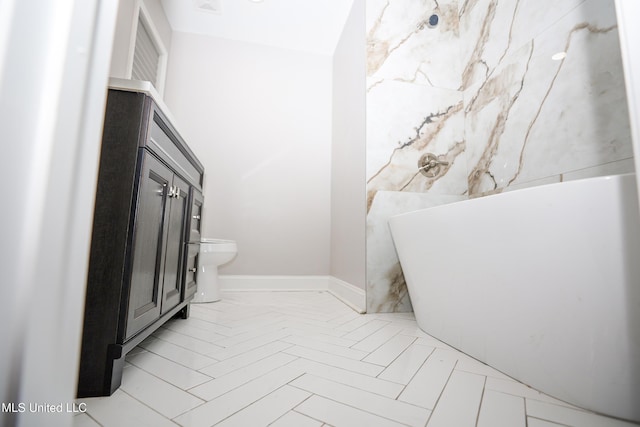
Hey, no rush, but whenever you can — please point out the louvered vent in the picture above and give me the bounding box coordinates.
[131,18,159,86]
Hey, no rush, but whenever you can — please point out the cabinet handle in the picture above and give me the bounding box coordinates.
[169,185,182,199]
[192,215,201,220]
[168,185,182,198]
[158,183,167,196]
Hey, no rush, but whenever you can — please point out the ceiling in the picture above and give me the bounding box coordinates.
[160,0,355,55]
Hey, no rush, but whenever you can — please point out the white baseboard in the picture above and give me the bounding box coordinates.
[219,275,366,313]
[219,275,329,292]
[327,276,366,314]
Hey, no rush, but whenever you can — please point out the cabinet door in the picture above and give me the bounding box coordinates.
[160,174,189,314]
[126,152,172,339]
[184,189,203,299]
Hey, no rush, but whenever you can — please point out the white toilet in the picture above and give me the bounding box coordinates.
[191,238,237,303]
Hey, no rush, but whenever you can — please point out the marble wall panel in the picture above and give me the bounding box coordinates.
[458,0,586,89]
[462,0,633,195]
[367,0,462,90]
[366,191,465,313]
[367,82,466,204]
[366,0,466,312]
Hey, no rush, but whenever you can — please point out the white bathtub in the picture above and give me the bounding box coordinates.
[389,174,640,422]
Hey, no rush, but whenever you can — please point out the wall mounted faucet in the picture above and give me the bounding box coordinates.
[418,153,449,177]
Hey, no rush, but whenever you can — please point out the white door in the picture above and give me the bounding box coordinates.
[0,0,118,426]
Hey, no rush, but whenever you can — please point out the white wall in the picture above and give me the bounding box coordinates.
[164,33,333,275]
[331,0,366,290]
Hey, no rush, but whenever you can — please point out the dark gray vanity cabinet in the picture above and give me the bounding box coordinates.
[77,88,204,397]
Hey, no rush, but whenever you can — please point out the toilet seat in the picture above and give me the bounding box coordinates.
[201,238,235,244]
[200,238,237,253]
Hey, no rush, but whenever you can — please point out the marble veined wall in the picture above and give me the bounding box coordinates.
[366,0,466,312]
[462,0,633,195]
[366,0,633,313]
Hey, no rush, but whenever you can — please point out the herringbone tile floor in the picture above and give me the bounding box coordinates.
[74,291,639,427]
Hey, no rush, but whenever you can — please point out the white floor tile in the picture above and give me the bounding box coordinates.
[284,328,359,347]
[214,385,310,427]
[378,343,434,385]
[198,340,293,378]
[348,323,398,350]
[161,321,228,343]
[82,390,176,427]
[526,400,639,427]
[270,410,324,427]
[120,364,204,419]
[187,311,239,328]
[366,315,418,330]
[216,312,286,330]
[168,316,234,337]
[291,374,430,427]
[189,353,298,401]
[326,312,362,327]
[278,320,351,338]
[426,370,486,427]
[281,315,349,337]
[81,292,639,427]
[398,348,458,409]
[72,413,101,427]
[282,335,369,360]
[400,326,433,338]
[297,359,404,399]
[362,333,416,366]
[126,351,212,390]
[485,377,579,408]
[283,345,384,377]
[527,417,570,427]
[126,346,147,357]
[334,315,373,333]
[414,335,456,350]
[152,327,224,355]
[163,318,231,343]
[278,306,337,323]
[139,337,218,370]
[454,354,513,381]
[342,319,390,342]
[192,299,238,313]
[294,395,406,427]
[477,390,526,427]
[173,361,305,427]
[211,322,288,348]
[209,329,291,360]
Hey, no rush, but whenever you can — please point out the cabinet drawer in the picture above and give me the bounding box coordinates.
[148,112,203,188]
[188,189,203,243]
[184,243,199,299]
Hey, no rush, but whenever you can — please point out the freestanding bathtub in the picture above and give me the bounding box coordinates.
[389,174,640,422]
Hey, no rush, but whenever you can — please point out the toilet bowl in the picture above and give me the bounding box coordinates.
[191,238,237,303]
